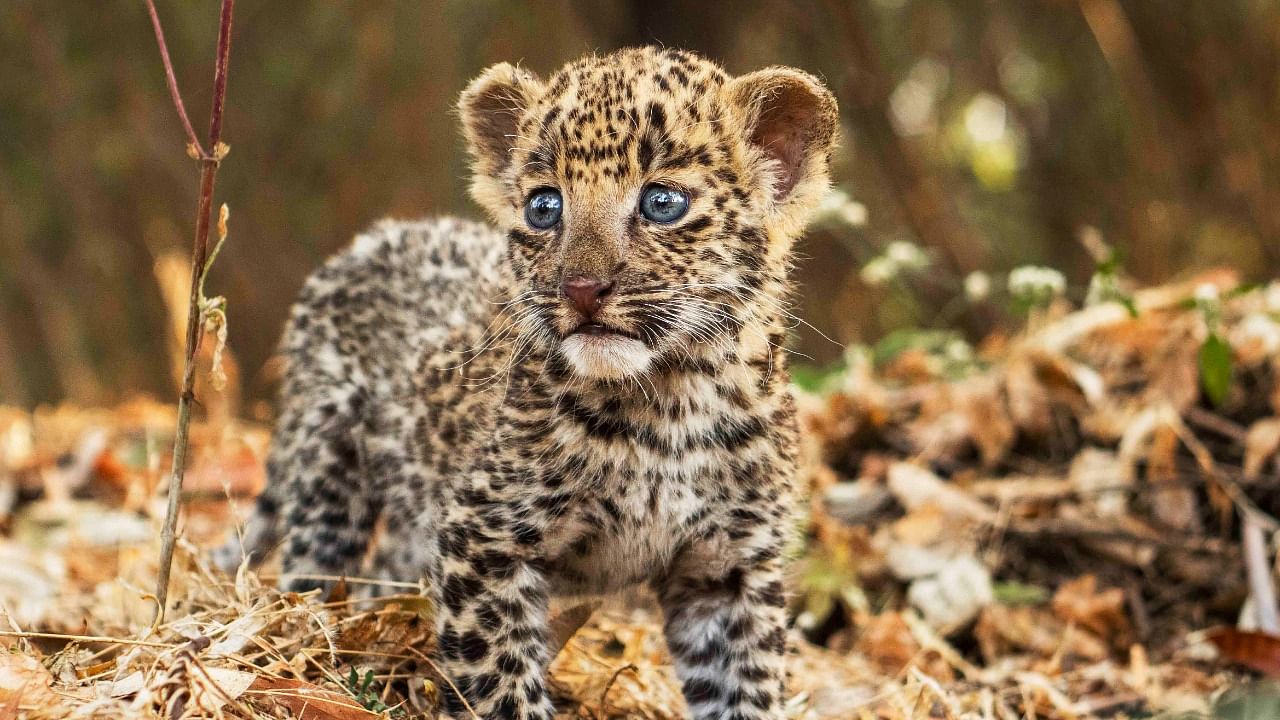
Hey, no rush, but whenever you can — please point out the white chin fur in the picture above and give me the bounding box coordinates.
[560,335,654,380]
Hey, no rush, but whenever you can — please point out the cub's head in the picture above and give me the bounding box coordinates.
[458,47,837,382]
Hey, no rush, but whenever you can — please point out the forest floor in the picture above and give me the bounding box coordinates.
[1,273,1277,719]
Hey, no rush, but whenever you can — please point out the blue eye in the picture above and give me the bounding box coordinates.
[639,185,689,224]
[525,189,563,229]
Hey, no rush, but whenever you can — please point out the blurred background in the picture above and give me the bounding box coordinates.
[2,0,1278,409]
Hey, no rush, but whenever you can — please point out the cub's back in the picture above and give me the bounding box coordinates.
[218,217,508,582]
[282,216,507,397]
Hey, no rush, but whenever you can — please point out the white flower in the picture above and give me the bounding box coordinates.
[885,241,930,270]
[964,93,1008,144]
[860,256,898,286]
[1194,283,1220,304]
[1266,281,1280,313]
[835,202,868,227]
[817,188,868,228]
[944,339,973,364]
[817,188,850,214]
[1008,265,1066,302]
[963,271,991,302]
[860,241,931,287]
[1235,313,1280,356]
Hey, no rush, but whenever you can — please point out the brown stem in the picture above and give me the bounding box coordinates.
[143,0,207,159]
[207,0,234,146]
[152,0,236,626]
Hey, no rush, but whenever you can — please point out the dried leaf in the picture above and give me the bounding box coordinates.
[549,600,600,657]
[1229,313,1280,367]
[1208,628,1280,677]
[1052,575,1130,646]
[853,612,920,675]
[207,612,270,658]
[1244,418,1280,480]
[1068,448,1130,519]
[886,462,994,523]
[1147,423,1199,532]
[191,666,259,714]
[906,554,993,632]
[0,653,66,714]
[336,602,432,659]
[245,676,379,720]
[1004,352,1056,439]
[976,605,1109,664]
[823,480,894,526]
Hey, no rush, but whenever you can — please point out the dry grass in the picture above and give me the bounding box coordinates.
[0,407,1239,719]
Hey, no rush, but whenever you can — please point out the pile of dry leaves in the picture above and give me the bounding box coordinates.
[0,273,1277,718]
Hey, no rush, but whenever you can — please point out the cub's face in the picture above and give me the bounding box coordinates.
[459,47,837,381]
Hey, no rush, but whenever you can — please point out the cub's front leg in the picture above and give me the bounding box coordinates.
[655,540,790,720]
[434,509,554,720]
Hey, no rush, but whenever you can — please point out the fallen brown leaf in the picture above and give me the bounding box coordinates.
[975,604,1109,664]
[1244,418,1280,480]
[853,612,920,675]
[245,676,378,720]
[1052,575,1131,649]
[0,653,67,716]
[1207,627,1280,677]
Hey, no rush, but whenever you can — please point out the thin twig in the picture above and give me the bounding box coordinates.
[260,573,421,589]
[403,645,484,720]
[1183,405,1248,445]
[597,664,638,720]
[143,0,206,160]
[1170,412,1279,530]
[151,0,237,627]
[0,630,174,649]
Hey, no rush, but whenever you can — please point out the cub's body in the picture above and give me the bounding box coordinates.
[223,47,838,720]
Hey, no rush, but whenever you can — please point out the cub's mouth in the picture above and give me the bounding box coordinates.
[559,319,656,380]
[568,321,641,342]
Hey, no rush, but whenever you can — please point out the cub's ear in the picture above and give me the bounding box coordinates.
[458,63,543,179]
[726,67,839,207]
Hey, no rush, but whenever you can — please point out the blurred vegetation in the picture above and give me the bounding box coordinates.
[2,0,1279,408]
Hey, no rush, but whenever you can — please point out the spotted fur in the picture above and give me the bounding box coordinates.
[217,47,839,720]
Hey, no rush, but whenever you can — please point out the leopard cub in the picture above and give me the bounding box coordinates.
[219,47,838,720]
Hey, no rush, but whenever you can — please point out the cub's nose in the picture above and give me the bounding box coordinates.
[561,275,615,319]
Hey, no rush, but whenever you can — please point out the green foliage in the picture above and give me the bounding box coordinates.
[992,580,1049,607]
[796,546,868,632]
[871,328,977,379]
[1198,332,1232,407]
[345,667,401,716]
[1007,265,1067,316]
[1192,284,1234,407]
[1087,248,1138,317]
[790,358,847,395]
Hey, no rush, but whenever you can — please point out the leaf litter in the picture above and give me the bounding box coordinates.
[2,274,1279,718]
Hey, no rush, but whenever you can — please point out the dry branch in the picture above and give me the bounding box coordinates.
[145,0,237,625]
